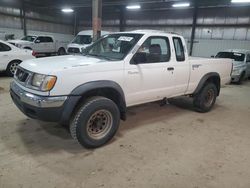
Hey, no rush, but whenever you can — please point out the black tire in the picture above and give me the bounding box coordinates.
[236,72,245,85]
[6,60,21,77]
[57,48,66,55]
[70,96,120,148]
[193,83,218,113]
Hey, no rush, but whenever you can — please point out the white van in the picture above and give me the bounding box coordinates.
[67,30,110,54]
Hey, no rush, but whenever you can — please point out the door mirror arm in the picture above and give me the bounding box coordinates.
[131,52,146,65]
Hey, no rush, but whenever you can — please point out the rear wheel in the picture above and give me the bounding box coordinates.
[6,60,21,77]
[70,96,120,148]
[193,83,218,113]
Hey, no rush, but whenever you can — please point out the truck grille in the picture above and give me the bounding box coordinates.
[68,47,80,54]
[15,68,29,83]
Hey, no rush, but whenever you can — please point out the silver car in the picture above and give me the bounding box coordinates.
[216,49,250,84]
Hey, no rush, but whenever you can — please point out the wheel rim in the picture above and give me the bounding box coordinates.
[10,62,19,75]
[204,89,215,108]
[86,109,113,140]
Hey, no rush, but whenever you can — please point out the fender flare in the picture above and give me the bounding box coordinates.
[193,72,221,96]
[60,80,127,124]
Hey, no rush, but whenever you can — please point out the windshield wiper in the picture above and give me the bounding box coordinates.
[86,53,117,61]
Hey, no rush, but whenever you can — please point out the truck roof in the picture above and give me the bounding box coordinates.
[114,30,181,36]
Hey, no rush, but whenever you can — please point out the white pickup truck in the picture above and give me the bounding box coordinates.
[8,35,67,56]
[10,30,232,148]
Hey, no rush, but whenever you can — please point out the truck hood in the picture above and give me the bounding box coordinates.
[232,61,247,70]
[8,39,32,45]
[19,55,107,74]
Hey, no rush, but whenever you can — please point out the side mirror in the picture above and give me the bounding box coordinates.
[211,55,215,58]
[131,53,146,64]
[35,40,40,43]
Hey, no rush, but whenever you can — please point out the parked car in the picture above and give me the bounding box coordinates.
[8,35,67,56]
[0,40,35,76]
[10,30,232,148]
[215,49,250,84]
[67,30,109,54]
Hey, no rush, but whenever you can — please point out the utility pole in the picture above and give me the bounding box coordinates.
[119,6,125,32]
[92,0,102,41]
[189,1,198,56]
[21,0,27,36]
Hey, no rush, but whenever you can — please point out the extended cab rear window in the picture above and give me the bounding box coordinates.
[173,37,185,62]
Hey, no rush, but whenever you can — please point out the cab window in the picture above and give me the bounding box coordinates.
[173,37,185,62]
[44,37,53,43]
[35,37,43,43]
[132,36,171,64]
[0,42,11,52]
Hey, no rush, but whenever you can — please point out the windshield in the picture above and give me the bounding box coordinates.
[84,33,143,60]
[72,35,92,45]
[216,52,245,62]
[21,36,37,42]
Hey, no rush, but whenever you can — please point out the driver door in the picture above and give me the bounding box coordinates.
[124,36,175,106]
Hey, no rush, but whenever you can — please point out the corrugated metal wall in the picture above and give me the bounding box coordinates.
[191,39,250,57]
[0,6,74,41]
[1,4,250,57]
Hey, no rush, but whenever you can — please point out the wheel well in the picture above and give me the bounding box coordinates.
[205,76,220,96]
[58,47,65,51]
[7,59,22,67]
[23,47,32,50]
[74,88,126,121]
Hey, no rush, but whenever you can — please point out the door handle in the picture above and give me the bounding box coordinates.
[128,71,139,75]
[3,55,8,57]
[167,67,174,71]
[192,64,202,70]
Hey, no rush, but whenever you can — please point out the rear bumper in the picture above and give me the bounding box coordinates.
[10,81,67,122]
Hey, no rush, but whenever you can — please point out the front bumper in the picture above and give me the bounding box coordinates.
[231,74,241,83]
[10,81,67,122]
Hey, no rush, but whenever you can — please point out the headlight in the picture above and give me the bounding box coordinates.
[232,69,241,75]
[30,73,57,91]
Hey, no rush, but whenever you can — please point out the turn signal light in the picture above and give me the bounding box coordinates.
[45,76,57,91]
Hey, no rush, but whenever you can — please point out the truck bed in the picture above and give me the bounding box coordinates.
[186,57,232,95]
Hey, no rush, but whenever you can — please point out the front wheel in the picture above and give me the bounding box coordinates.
[70,96,120,148]
[193,83,218,113]
[236,72,245,85]
[6,60,21,77]
[57,48,66,55]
